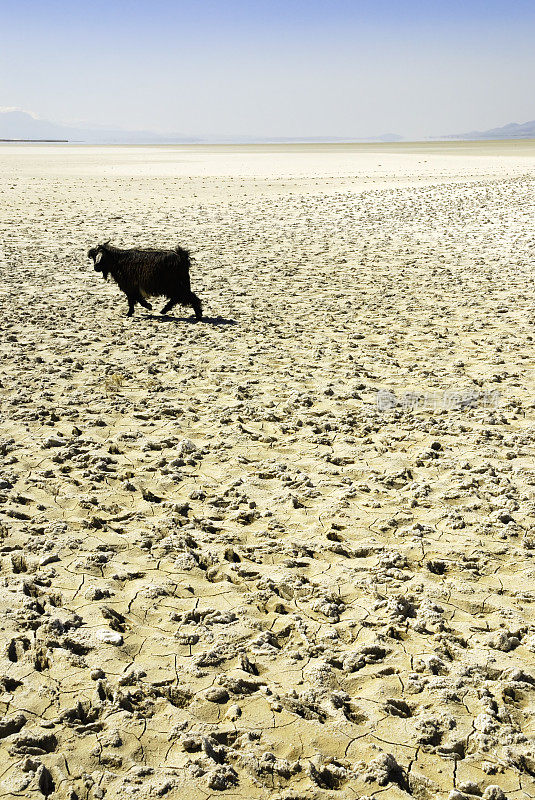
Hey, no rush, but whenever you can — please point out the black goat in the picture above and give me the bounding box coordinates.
[87,242,203,319]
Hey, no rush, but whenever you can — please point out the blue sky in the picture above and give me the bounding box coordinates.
[1,0,534,137]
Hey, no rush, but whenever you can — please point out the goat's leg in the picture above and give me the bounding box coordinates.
[160,297,177,315]
[126,295,137,317]
[189,292,203,321]
[137,293,152,311]
[161,292,203,320]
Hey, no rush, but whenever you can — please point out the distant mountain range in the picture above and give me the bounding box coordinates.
[0,109,199,143]
[0,109,403,144]
[444,119,535,140]
[1,108,535,144]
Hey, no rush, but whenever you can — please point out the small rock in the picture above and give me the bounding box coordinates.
[37,764,54,796]
[458,782,482,796]
[483,787,507,800]
[225,703,242,720]
[488,631,520,652]
[177,439,197,457]
[43,435,66,448]
[21,757,40,773]
[96,629,123,646]
[0,713,27,739]
[204,687,230,704]
[207,765,238,790]
[498,512,514,524]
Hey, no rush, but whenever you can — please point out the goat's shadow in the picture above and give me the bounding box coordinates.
[145,313,238,327]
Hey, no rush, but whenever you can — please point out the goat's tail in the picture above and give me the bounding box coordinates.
[174,246,191,267]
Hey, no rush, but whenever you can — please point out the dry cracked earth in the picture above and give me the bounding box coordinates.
[1,145,535,800]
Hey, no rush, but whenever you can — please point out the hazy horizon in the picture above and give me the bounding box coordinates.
[2,0,535,140]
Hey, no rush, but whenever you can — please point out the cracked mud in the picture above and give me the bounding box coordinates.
[1,143,535,799]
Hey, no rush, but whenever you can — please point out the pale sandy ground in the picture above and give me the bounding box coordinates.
[1,142,535,800]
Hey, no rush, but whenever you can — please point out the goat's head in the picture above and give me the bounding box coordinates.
[88,242,111,279]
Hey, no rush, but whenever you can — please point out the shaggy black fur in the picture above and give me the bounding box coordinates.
[87,242,203,319]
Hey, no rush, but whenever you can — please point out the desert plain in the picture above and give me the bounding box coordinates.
[1,141,535,800]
